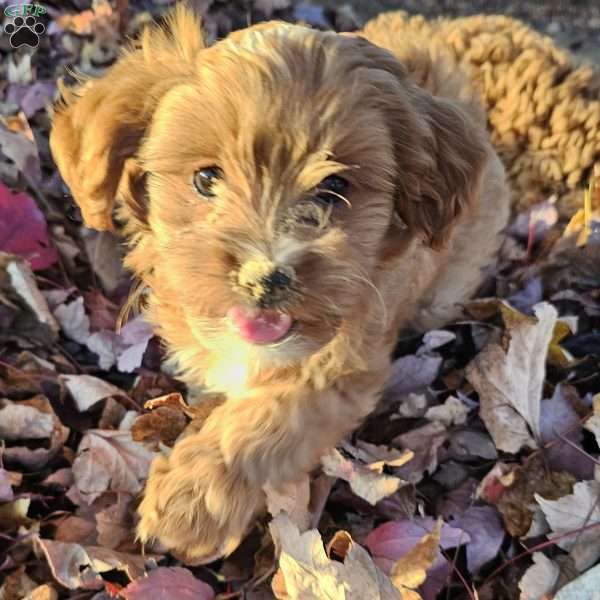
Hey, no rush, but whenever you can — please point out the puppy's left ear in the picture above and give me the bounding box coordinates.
[394,85,489,250]
[347,35,489,252]
[50,5,205,231]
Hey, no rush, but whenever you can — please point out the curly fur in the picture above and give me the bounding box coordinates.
[49,6,513,561]
[362,11,600,214]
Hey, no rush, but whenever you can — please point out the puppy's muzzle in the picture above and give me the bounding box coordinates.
[235,258,295,307]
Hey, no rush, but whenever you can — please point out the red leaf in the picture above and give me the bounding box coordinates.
[122,567,214,600]
[0,183,58,270]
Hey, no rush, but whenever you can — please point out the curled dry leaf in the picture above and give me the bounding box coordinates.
[270,513,401,600]
[466,302,558,453]
[35,537,149,590]
[131,406,188,447]
[321,448,406,506]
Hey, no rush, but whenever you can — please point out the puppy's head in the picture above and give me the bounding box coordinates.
[50,7,487,374]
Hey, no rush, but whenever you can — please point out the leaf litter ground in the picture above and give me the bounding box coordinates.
[1,1,600,599]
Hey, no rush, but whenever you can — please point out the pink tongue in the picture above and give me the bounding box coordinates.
[227,307,293,344]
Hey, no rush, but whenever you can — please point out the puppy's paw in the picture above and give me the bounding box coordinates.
[137,435,263,562]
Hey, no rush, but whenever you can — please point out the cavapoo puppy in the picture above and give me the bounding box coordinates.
[50,6,510,560]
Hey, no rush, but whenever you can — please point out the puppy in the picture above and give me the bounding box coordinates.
[50,6,509,560]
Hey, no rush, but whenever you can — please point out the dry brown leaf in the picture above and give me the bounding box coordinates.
[478,456,575,537]
[321,448,406,505]
[131,406,187,447]
[270,514,401,599]
[466,302,557,453]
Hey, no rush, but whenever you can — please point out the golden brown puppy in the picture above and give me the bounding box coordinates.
[50,6,509,560]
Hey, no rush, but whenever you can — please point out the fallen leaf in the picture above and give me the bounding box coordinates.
[35,537,149,590]
[466,302,558,453]
[23,584,58,600]
[131,406,187,447]
[54,296,91,344]
[451,506,504,574]
[0,497,32,530]
[390,519,441,598]
[447,430,497,461]
[424,396,469,427]
[392,422,447,483]
[518,552,560,600]
[553,561,600,599]
[0,397,54,439]
[479,457,575,537]
[60,374,124,412]
[0,115,41,184]
[0,468,16,501]
[384,354,442,397]
[81,229,126,293]
[540,385,593,479]
[95,494,134,549]
[122,567,215,600]
[365,518,469,600]
[0,184,58,270]
[341,440,413,473]
[72,429,155,504]
[1,253,59,336]
[321,448,405,505]
[536,480,600,571]
[1,396,69,470]
[270,513,401,600]
[264,476,311,530]
[85,289,120,331]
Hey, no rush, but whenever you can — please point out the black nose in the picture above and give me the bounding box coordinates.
[260,269,292,296]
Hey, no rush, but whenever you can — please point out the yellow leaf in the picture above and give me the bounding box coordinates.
[390,519,442,594]
[547,321,575,368]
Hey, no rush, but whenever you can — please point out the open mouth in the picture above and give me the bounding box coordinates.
[227,307,294,345]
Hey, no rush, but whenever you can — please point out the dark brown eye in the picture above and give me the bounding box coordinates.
[315,174,349,205]
[193,167,222,198]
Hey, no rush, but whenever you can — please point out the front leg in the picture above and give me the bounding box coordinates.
[137,372,386,561]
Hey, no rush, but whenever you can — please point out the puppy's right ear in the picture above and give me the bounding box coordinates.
[50,5,205,231]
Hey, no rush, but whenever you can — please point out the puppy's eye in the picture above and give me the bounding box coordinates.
[315,174,349,205]
[193,167,222,198]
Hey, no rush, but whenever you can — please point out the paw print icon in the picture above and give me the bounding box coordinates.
[4,15,45,48]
